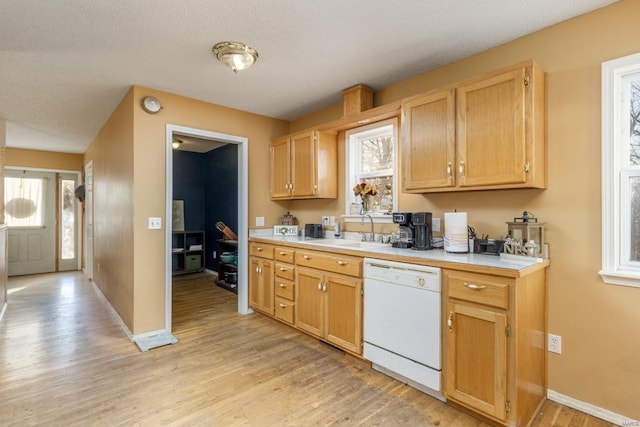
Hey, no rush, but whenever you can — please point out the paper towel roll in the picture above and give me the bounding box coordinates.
[444,212,468,253]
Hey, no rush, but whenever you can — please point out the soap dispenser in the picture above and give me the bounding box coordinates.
[334,221,341,238]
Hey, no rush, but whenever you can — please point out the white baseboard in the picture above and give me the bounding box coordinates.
[0,301,7,323]
[91,280,174,344]
[90,280,134,342]
[547,389,638,425]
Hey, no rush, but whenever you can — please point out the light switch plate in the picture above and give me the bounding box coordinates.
[148,217,162,229]
[256,216,265,226]
[432,218,441,232]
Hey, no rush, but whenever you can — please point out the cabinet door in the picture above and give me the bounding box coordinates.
[325,274,362,354]
[290,130,317,197]
[457,68,527,187]
[445,302,508,422]
[270,137,291,199]
[402,89,456,191]
[295,267,324,338]
[249,257,261,309]
[249,258,274,315]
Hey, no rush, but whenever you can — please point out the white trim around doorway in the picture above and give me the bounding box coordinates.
[165,124,250,334]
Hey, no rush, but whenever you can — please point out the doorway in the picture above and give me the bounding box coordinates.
[4,168,81,276]
[165,124,249,334]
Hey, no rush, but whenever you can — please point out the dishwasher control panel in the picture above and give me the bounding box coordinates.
[363,258,441,292]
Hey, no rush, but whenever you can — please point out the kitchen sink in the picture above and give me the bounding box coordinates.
[305,239,389,250]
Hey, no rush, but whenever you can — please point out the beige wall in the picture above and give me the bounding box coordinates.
[86,86,288,335]
[5,148,83,171]
[289,0,640,419]
[84,88,136,330]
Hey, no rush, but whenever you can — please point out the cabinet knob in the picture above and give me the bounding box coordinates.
[458,160,465,175]
[279,283,287,288]
[336,260,349,266]
[256,247,263,252]
[322,281,327,292]
[303,255,312,260]
[448,312,454,332]
[279,303,287,308]
[279,251,286,255]
[279,267,287,271]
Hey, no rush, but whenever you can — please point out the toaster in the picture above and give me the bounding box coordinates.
[304,223,325,238]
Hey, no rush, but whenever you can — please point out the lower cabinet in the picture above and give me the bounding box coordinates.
[296,266,362,355]
[443,268,547,427]
[445,301,508,420]
[249,257,274,316]
[274,246,296,325]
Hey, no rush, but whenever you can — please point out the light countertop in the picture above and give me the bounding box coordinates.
[249,234,549,276]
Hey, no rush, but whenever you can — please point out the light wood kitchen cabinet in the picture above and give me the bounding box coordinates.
[402,59,545,193]
[402,89,456,191]
[270,129,338,200]
[443,268,547,427]
[295,249,363,355]
[274,247,296,326]
[249,243,275,316]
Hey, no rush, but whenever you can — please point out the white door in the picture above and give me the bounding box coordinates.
[5,169,56,276]
[58,172,80,271]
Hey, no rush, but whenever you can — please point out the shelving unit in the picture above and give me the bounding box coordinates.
[216,239,238,293]
[172,230,205,275]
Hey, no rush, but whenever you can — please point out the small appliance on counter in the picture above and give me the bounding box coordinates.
[391,212,413,248]
[412,212,433,250]
[304,223,325,238]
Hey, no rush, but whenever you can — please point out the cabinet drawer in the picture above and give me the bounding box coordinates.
[275,278,295,300]
[447,271,511,309]
[275,262,295,281]
[295,250,362,277]
[250,242,275,259]
[275,297,295,325]
[275,247,295,263]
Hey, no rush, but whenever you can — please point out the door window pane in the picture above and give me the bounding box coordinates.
[4,177,44,226]
[61,179,75,260]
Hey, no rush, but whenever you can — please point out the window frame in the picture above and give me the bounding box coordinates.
[343,118,398,224]
[600,51,640,287]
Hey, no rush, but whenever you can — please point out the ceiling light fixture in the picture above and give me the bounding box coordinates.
[172,138,182,150]
[212,41,258,73]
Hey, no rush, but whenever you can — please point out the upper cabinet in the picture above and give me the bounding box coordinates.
[270,129,338,200]
[402,60,546,193]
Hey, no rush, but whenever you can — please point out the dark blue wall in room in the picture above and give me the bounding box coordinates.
[173,144,238,271]
[173,151,204,230]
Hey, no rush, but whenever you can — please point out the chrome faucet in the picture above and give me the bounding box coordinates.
[362,214,375,241]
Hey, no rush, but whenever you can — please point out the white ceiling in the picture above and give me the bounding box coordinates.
[0,0,618,154]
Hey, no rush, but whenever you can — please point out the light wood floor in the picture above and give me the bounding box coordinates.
[0,271,615,426]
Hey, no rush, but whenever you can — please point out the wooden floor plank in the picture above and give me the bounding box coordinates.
[0,271,618,426]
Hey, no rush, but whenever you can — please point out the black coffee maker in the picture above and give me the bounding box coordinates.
[411,212,433,250]
[391,212,413,248]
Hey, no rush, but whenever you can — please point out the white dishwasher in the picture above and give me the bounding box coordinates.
[363,258,443,400]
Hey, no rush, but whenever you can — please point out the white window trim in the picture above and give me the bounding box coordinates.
[600,52,640,287]
[343,118,398,224]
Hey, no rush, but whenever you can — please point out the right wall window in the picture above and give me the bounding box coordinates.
[601,52,640,287]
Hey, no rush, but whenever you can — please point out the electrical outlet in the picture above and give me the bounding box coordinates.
[322,216,330,226]
[256,216,264,226]
[148,217,162,229]
[213,250,217,260]
[432,218,441,232]
[548,333,562,354]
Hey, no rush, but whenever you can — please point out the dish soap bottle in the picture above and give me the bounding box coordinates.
[334,221,341,238]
